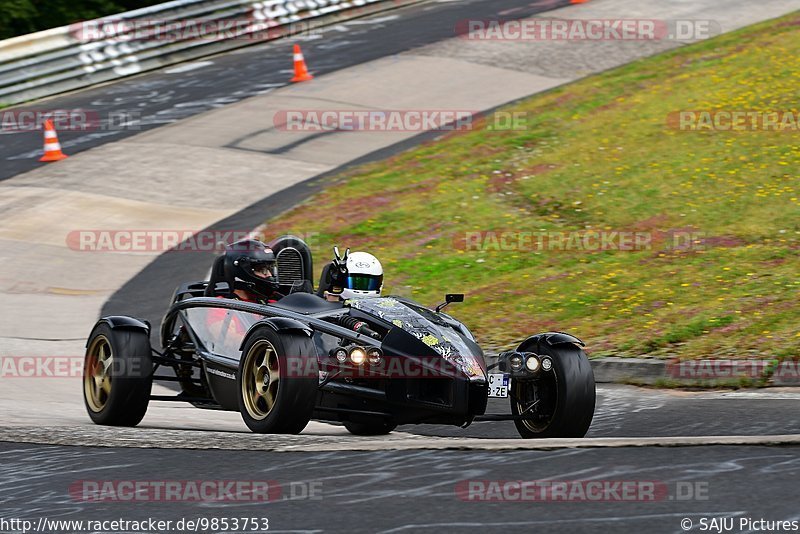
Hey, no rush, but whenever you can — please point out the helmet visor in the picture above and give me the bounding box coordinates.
[250,261,277,280]
[347,273,382,291]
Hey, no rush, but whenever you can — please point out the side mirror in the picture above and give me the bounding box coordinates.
[436,293,464,313]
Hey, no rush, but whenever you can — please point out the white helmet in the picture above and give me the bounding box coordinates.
[341,251,383,300]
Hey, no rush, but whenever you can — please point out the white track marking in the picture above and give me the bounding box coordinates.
[164,61,215,74]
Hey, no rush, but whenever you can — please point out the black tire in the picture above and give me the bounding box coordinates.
[510,341,595,438]
[343,420,397,436]
[237,326,318,434]
[83,323,153,426]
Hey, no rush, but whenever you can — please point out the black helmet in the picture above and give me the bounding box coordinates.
[223,240,279,299]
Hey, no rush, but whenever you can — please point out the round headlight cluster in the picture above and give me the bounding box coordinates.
[509,353,524,371]
[525,354,540,372]
[332,346,382,366]
[333,348,348,364]
[541,357,553,371]
[349,347,367,365]
[367,347,383,366]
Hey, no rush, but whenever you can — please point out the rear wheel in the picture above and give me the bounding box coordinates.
[83,323,153,426]
[343,420,397,436]
[237,326,318,434]
[510,342,595,438]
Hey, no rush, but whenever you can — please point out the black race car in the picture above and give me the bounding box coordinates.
[82,236,595,438]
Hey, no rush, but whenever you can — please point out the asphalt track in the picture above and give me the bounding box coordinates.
[0,0,571,182]
[413,387,800,439]
[3,384,800,445]
[3,1,800,531]
[2,443,799,533]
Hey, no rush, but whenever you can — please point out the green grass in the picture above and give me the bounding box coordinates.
[263,13,800,359]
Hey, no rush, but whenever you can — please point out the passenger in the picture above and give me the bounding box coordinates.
[319,248,383,302]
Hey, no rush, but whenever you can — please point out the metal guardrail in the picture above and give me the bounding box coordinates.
[0,0,423,106]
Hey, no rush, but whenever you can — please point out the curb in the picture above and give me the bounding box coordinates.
[590,357,800,388]
[1,426,799,452]
[591,357,667,385]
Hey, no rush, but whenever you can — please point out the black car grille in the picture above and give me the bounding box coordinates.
[277,247,304,286]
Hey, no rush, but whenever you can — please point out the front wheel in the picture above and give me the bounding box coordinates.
[83,323,153,426]
[237,326,318,434]
[510,342,595,438]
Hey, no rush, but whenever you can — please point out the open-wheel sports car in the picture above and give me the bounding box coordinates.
[83,236,595,438]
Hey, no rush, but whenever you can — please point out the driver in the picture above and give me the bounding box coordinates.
[319,248,384,301]
[206,240,282,340]
[221,239,282,303]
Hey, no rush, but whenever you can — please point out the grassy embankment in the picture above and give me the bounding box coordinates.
[262,13,800,361]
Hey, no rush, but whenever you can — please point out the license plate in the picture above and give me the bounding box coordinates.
[488,373,509,398]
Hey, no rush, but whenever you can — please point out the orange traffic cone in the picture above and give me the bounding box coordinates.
[290,44,313,83]
[39,119,68,162]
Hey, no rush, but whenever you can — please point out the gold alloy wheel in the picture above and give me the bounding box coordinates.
[84,335,113,413]
[241,340,281,420]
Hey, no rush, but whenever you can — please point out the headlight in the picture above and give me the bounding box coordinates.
[333,348,348,364]
[525,354,540,372]
[509,353,524,371]
[349,347,367,365]
[541,357,553,371]
[367,347,382,366]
